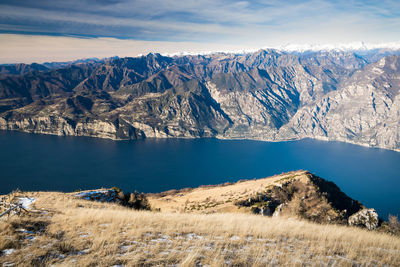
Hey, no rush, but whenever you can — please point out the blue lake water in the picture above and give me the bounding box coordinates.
[0,131,399,220]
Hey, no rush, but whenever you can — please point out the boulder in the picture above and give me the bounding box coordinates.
[272,203,286,217]
[259,206,273,216]
[348,209,379,230]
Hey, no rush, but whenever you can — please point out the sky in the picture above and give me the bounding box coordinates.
[0,0,399,63]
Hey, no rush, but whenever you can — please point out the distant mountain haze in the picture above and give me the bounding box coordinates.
[0,49,399,151]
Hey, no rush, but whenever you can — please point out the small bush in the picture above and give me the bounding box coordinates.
[111,186,122,193]
[389,215,400,228]
[383,214,400,236]
[116,190,151,210]
[0,237,17,251]
[55,241,76,254]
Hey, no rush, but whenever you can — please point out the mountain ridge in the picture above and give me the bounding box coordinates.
[0,49,399,151]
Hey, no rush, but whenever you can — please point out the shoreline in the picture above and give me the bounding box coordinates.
[1,128,399,153]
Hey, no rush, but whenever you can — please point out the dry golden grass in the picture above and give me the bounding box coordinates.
[1,185,400,267]
[148,171,305,213]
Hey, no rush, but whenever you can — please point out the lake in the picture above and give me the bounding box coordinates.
[0,131,399,220]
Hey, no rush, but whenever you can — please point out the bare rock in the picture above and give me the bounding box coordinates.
[272,203,286,217]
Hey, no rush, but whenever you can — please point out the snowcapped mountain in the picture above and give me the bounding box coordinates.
[162,42,400,58]
[274,42,400,53]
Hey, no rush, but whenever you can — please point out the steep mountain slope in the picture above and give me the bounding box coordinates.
[0,63,49,78]
[0,50,399,150]
[278,55,400,150]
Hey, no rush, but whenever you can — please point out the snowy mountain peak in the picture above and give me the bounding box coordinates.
[272,42,400,53]
[160,42,400,58]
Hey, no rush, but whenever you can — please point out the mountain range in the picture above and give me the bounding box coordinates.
[0,48,399,151]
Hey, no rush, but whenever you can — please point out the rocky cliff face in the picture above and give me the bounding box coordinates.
[0,49,399,150]
[277,55,400,150]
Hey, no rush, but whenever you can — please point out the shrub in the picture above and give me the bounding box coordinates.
[384,214,400,235]
[115,190,151,211]
[111,186,122,193]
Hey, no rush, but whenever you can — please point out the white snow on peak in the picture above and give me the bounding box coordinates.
[267,42,400,53]
[160,42,400,58]
[162,48,261,57]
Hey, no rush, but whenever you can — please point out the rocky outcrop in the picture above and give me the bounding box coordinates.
[348,209,380,230]
[75,189,150,210]
[235,172,375,227]
[272,203,286,217]
[0,50,399,150]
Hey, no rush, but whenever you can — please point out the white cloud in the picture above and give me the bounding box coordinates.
[0,0,399,63]
[0,0,399,44]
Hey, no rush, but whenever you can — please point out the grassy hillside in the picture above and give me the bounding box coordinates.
[1,171,399,266]
[148,170,295,213]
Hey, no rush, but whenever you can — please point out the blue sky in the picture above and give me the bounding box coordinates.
[0,0,399,63]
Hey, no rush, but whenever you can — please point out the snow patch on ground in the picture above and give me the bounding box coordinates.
[75,190,117,203]
[18,197,35,209]
[75,190,109,198]
[2,249,16,255]
[151,234,173,243]
[230,235,240,241]
[78,249,90,255]
[16,228,34,234]
[186,233,203,240]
